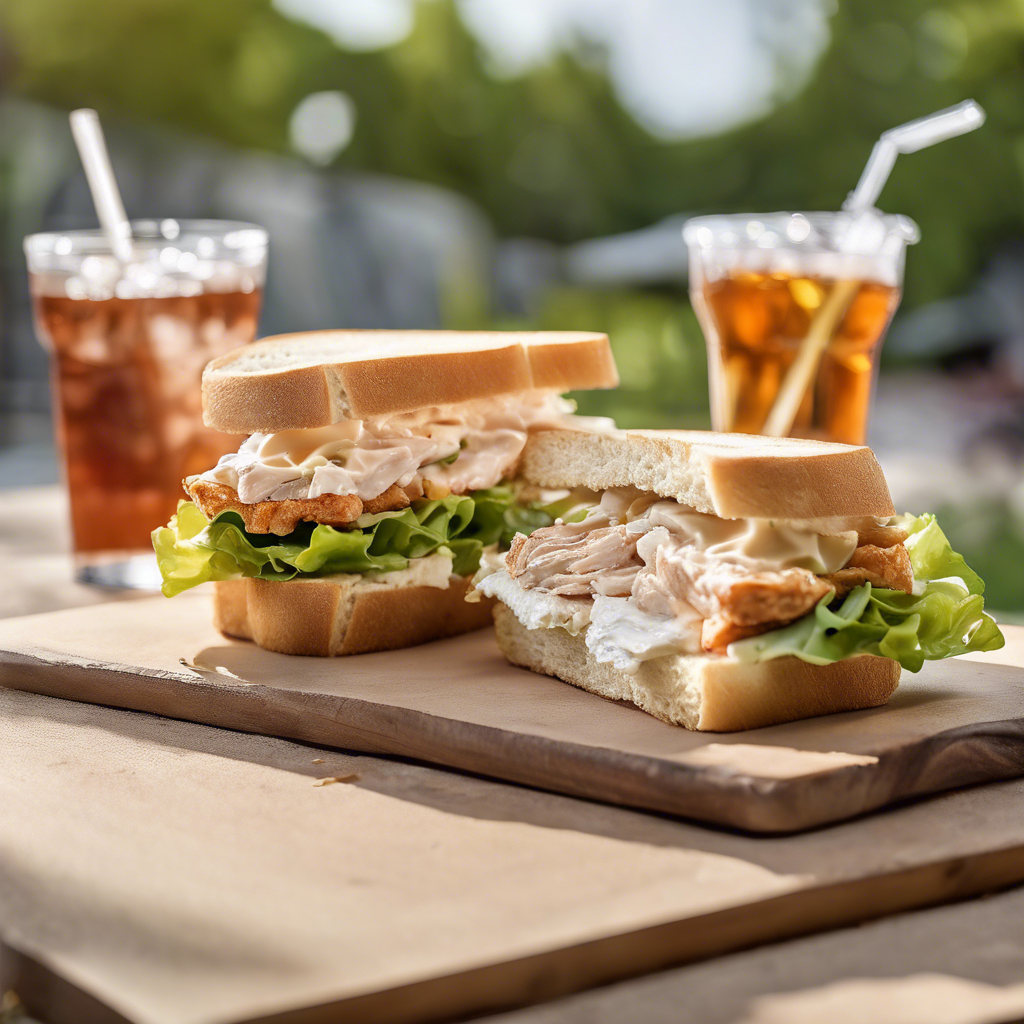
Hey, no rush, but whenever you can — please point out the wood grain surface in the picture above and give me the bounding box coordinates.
[0,595,1022,832]
[3,685,1024,1024]
[478,888,1024,1024]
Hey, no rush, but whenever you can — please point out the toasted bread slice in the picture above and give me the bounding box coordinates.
[520,429,895,520]
[213,575,494,656]
[493,605,900,732]
[202,330,617,433]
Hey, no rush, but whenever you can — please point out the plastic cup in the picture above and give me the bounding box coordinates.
[683,210,918,445]
[24,219,268,589]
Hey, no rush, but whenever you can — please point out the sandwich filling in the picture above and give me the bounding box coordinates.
[198,392,603,509]
[475,487,1002,673]
[153,389,611,598]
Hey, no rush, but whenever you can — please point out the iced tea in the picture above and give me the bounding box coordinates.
[695,273,900,445]
[31,288,261,552]
[685,212,918,446]
[25,220,267,586]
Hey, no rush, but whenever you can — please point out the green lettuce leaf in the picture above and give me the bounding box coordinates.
[729,513,1004,671]
[152,484,565,598]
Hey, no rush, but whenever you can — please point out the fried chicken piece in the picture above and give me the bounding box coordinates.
[700,544,914,652]
[822,542,914,597]
[185,477,411,535]
[700,565,834,625]
[700,615,792,653]
[856,523,909,548]
[631,536,831,653]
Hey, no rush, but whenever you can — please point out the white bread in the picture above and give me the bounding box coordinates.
[493,605,900,732]
[213,576,494,656]
[202,330,618,433]
[521,429,895,520]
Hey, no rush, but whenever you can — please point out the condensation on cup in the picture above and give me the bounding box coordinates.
[684,211,919,446]
[24,219,268,588]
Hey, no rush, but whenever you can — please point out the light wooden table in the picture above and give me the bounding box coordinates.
[2,486,1024,1024]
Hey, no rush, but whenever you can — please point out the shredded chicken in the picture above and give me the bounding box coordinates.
[507,517,642,597]
[185,477,413,535]
[504,506,917,656]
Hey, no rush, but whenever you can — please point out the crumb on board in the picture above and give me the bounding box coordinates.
[311,758,325,764]
[313,774,360,787]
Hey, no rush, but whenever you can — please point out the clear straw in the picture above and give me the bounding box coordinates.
[844,100,985,211]
[69,108,134,263]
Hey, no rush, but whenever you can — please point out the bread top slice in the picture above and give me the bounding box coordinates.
[202,330,617,433]
[521,429,895,520]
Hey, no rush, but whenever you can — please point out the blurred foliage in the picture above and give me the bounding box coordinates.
[932,498,1024,617]
[5,0,1024,312]
[5,0,1024,605]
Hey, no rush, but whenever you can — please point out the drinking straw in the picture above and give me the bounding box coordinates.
[762,100,985,438]
[761,278,861,438]
[844,101,985,213]
[69,108,134,263]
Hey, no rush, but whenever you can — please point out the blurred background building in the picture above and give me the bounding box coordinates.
[1,0,1022,611]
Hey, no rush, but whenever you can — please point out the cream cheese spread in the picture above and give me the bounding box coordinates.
[475,567,592,634]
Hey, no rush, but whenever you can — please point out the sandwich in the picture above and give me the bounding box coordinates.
[152,330,618,655]
[472,429,1004,731]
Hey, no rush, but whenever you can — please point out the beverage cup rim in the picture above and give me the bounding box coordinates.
[683,210,920,255]
[24,219,268,256]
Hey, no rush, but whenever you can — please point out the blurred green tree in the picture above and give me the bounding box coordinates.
[7,0,1024,607]
[5,0,1023,307]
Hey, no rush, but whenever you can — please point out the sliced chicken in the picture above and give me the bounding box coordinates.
[631,529,829,620]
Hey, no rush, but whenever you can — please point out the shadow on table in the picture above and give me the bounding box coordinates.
[4,682,1024,884]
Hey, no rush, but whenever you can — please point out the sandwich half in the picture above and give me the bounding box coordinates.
[152,330,618,655]
[473,429,1004,731]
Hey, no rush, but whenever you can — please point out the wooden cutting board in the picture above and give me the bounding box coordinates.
[1,594,1022,833]
[4,684,1024,1024]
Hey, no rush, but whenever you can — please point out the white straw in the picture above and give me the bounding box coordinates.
[69,108,134,262]
[844,100,985,211]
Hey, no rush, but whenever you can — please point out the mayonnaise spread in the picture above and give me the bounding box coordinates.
[596,487,866,575]
[202,392,612,504]
[334,550,455,590]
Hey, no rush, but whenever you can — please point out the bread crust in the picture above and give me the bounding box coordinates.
[202,330,615,433]
[493,605,900,732]
[522,333,619,392]
[213,575,494,656]
[211,579,251,640]
[521,429,895,520]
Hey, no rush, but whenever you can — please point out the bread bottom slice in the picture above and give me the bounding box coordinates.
[493,605,900,732]
[213,575,494,656]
